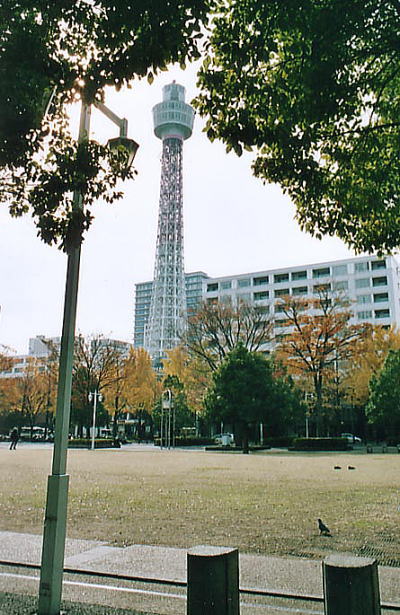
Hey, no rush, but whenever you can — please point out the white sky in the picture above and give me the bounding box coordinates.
[0,63,356,354]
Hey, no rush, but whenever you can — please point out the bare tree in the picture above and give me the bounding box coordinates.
[182,300,273,371]
[71,335,129,436]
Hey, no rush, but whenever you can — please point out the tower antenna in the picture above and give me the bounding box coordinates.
[145,83,195,368]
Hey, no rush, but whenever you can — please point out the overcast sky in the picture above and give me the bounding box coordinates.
[0,63,356,355]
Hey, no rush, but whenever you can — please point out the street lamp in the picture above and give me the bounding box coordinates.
[37,98,138,615]
[161,389,174,449]
[304,392,314,438]
[88,390,103,451]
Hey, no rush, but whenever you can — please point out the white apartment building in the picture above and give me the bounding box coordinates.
[134,255,400,348]
[203,255,400,333]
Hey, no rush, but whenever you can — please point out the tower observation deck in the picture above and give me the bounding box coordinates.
[144,82,195,367]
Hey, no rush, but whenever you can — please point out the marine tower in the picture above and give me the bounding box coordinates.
[145,82,195,367]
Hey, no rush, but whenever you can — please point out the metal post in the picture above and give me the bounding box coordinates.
[160,404,164,448]
[167,406,171,449]
[172,404,176,448]
[38,102,91,615]
[91,392,98,451]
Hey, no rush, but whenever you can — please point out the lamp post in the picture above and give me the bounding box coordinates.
[89,390,103,450]
[37,98,138,615]
[304,392,314,438]
[161,389,173,449]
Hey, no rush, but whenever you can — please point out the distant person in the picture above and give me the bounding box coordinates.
[9,427,19,450]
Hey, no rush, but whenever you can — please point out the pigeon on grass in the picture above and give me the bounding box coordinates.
[318,518,332,536]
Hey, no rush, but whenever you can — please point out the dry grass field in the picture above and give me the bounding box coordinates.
[1,446,399,565]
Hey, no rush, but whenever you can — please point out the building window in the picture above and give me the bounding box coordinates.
[220,280,232,290]
[355,261,369,273]
[372,276,388,287]
[312,267,330,278]
[313,283,331,293]
[253,275,269,286]
[355,278,370,289]
[333,280,349,291]
[374,292,389,303]
[275,288,290,298]
[207,283,218,292]
[375,309,390,319]
[292,286,308,296]
[255,305,269,314]
[274,304,286,313]
[274,319,289,328]
[332,264,348,276]
[291,270,307,281]
[356,295,371,305]
[254,291,269,301]
[238,293,251,303]
[371,259,386,270]
[357,311,373,320]
[274,273,289,283]
[238,278,251,288]
[207,297,218,305]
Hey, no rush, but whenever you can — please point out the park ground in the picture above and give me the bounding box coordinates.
[1,446,399,567]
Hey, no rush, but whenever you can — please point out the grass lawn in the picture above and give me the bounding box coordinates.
[1,447,399,565]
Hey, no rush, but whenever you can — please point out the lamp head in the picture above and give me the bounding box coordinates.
[108,136,139,174]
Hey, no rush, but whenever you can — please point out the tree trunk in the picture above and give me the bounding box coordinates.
[314,375,323,437]
[242,423,249,454]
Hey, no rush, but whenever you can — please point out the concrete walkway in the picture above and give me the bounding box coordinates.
[1,530,400,606]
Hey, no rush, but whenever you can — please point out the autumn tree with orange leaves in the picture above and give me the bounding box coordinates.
[123,348,160,439]
[8,357,50,436]
[275,290,366,435]
[342,325,400,407]
[163,346,210,416]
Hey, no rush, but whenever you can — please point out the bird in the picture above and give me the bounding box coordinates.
[334,466,341,470]
[348,465,356,470]
[318,518,332,536]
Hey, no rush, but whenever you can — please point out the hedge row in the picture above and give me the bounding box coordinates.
[68,438,119,448]
[292,437,349,451]
[264,436,294,448]
[154,437,213,447]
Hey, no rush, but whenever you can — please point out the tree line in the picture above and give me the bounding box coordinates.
[1,293,399,446]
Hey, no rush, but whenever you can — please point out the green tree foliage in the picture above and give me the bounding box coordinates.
[205,344,298,452]
[0,0,210,249]
[366,349,400,440]
[195,1,400,253]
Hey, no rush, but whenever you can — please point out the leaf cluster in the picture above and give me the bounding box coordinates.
[366,348,400,437]
[205,343,301,433]
[0,0,211,248]
[195,0,400,252]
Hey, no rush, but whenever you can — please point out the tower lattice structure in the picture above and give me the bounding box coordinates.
[145,82,195,367]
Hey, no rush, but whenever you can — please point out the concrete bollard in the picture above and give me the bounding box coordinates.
[187,545,240,615]
[323,553,381,615]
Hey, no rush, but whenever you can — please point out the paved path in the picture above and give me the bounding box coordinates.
[1,530,400,605]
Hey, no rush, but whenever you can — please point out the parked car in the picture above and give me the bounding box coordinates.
[341,433,362,444]
[213,433,235,446]
[20,426,46,440]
